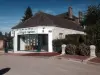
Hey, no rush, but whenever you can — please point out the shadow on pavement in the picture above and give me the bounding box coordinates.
[0,68,11,75]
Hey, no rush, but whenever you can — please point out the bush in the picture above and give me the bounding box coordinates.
[52,35,90,56]
[96,52,100,57]
[77,43,90,56]
[65,34,86,45]
[65,44,76,55]
[65,43,90,56]
[52,39,68,53]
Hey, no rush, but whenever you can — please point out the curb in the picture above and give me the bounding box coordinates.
[60,56,100,65]
[66,58,100,65]
[65,58,84,62]
[87,61,100,65]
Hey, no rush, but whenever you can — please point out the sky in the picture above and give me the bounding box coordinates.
[0,0,99,34]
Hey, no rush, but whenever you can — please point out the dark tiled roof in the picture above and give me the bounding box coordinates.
[12,12,83,31]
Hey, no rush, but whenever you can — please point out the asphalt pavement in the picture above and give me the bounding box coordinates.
[0,55,100,75]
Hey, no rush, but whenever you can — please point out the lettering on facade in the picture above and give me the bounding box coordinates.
[19,31,35,34]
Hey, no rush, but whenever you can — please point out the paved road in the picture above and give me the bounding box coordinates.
[0,55,100,75]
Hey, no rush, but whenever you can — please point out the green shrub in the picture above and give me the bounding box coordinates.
[53,34,90,56]
[65,43,90,56]
[65,44,76,55]
[96,52,100,57]
[77,43,90,56]
[52,39,68,53]
[65,34,86,45]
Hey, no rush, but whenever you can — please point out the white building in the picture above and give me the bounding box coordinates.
[11,8,85,53]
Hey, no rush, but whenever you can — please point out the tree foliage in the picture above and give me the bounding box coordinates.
[0,31,3,36]
[82,4,100,55]
[84,4,100,43]
[84,4,100,26]
[5,32,9,38]
[21,6,33,22]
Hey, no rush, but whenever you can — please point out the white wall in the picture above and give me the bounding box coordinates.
[37,26,54,34]
[52,27,85,40]
[11,26,55,52]
[11,26,55,36]
[11,26,85,53]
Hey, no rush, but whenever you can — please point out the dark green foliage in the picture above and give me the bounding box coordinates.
[4,32,13,49]
[65,34,86,45]
[96,53,100,57]
[53,34,90,56]
[65,44,76,55]
[21,6,33,22]
[0,31,3,36]
[5,32,8,38]
[8,32,11,37]
[53,34,86,54]
[76,43,90,56]
[84,4,100,26]
[83,4,100,57]
[79,35,86,44]
[52,39,68,53]
[65,43,90,56]
[84,20,100,56]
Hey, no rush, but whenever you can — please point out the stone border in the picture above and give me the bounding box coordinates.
[87,61,100,65]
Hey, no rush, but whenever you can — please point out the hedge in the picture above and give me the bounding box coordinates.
[65,34,86,45]
[53,34,90,56]
[52,39,68,53]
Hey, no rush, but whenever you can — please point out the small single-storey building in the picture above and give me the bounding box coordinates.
[11,7,85,53]
[0,36,4,50]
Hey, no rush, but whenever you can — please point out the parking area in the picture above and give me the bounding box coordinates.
[0,55,100,75]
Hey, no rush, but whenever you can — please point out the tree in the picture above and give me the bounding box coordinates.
[84,4,100,43]
[82,4,100,56]
[8,32,11,37]
[84,4,100,26]
[0,31,3,36]
[5,32,8,38]
[21,6,33,22]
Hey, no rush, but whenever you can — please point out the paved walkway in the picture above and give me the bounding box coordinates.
[0,55,100,75]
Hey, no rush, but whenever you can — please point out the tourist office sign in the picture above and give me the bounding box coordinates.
[18,30,36,35]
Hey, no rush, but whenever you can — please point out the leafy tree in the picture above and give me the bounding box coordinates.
[5,32,8,37]
[84,4,100,43]
[84,4,100,26]
[21,6,33,22]
[8,32,11,37]
[82,4,100,56]
[0,31,3,36]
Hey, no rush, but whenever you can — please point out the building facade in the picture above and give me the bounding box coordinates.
[11,8,85,53]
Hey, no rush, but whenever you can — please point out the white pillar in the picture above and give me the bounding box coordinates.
[13,34,18,53]
[90,45,96,57]
[48,33,53,52]
[61,44,66,55]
